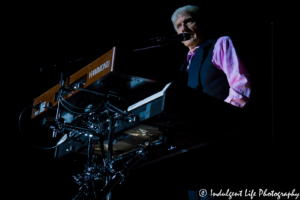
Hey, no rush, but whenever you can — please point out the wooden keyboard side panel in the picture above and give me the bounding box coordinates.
[31,47,116,119]
[31,84,60,119]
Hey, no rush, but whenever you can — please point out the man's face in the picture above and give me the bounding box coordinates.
[175,14,204,50]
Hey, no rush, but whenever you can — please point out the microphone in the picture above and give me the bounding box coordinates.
[150,33,191,42]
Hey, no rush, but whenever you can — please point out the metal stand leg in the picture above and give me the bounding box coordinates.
[98,149,147,200]
[87,136,97,200]
[70,105,144,200]
[72,134,97,200]
[105,114,114,200]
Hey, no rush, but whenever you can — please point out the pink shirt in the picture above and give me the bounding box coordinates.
[187,36,251,108]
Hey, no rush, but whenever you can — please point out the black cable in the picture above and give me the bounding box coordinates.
[63,86,124,113]
[104,103,118,114]
[58,93,88,110]
[105,102,128,118]
[58,88,105,113]
[59,99,92,115]
[59,94,105,115]
[106,101,127,115]
[59,92,88,110]
[18,105,62,150]
[75,87,105,96]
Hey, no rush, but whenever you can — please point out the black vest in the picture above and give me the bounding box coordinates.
[180,38,230,100]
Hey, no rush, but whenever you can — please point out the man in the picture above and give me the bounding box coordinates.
[169,5,252,200]
[171,5,251,108]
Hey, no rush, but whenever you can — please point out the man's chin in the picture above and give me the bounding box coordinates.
[183,37,203,48]
[182,40,194,47]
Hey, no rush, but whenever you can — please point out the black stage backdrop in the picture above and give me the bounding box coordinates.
[6,1,294,200]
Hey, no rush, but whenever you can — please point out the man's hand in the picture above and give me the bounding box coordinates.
[230,98,247,108]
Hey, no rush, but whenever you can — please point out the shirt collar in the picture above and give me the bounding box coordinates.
[188,38,214,55]
[188,46,200,55]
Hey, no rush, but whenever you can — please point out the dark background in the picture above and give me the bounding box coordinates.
[6,1,291,200]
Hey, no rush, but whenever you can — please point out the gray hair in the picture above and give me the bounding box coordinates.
[171,5,201,31]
